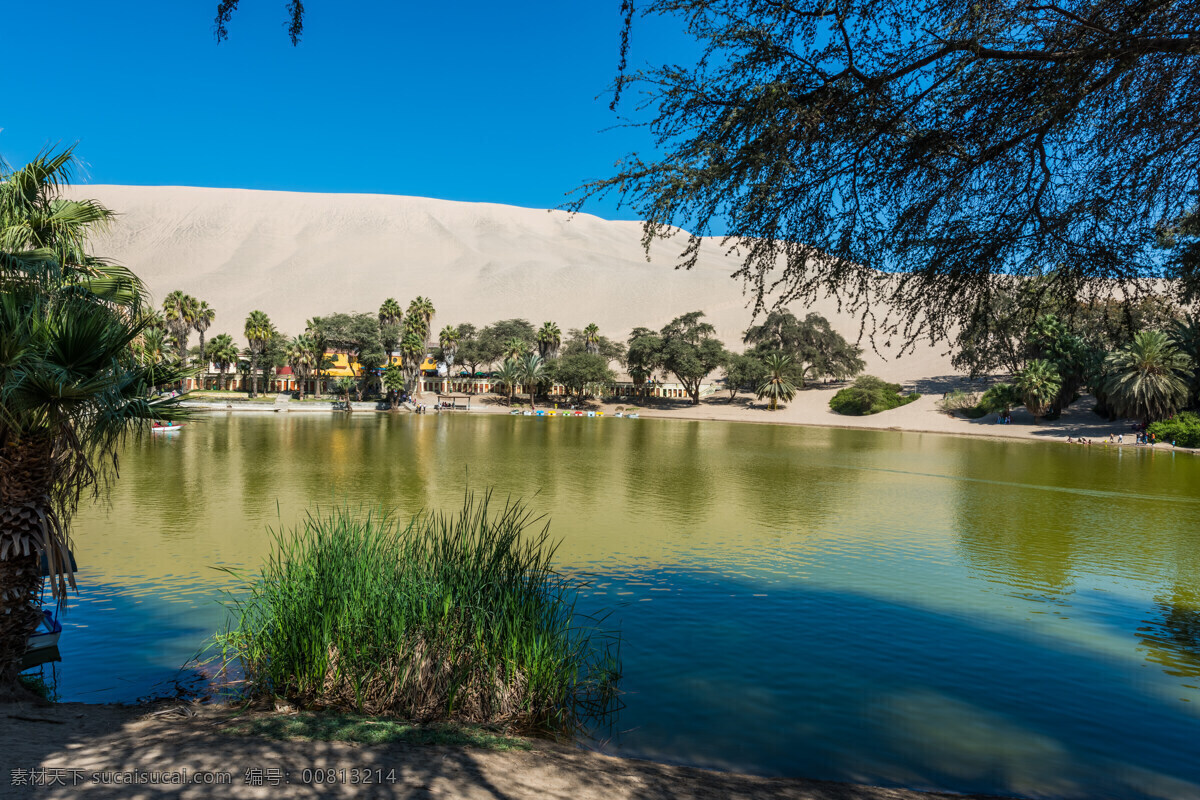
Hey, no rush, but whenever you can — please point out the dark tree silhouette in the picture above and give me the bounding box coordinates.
[576,0,1200,350]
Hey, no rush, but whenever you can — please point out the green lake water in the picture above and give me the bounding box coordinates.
[46,413,1200,798]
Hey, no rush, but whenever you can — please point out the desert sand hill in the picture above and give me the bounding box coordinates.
[74,185,955,382]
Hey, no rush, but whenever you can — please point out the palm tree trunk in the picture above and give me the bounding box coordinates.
[0,434,59,694]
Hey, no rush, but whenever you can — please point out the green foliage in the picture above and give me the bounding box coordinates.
[743,311,864,387]
[1013,359,1063,417]
[937,389,979,414]
[642,311,728,404]
[1147,412,1200,448]
[829,376,920,416]
[1104,330,1193,423]
[209,494,621,736]
[492,358,522,405]
[624,327,662,390]
[722,352,768,399]
[555,353,615,401]
[977,383,1023,415]
[1,149,189,611]
[477,320,536,368]
[756,353,798,410]
[563,327,625,363]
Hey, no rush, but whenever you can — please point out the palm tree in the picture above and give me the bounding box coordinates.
[138,328,170,366]
[399,327,425,396]
[286,335,316,400]
[1171,314,1200,408]
[438,324,460,393]
[244,310,274,397]
[0,150,188,695]
[1104,330,1193,424]
[407,296,436,346]
[304,319,331,396]
[379,297,403,328]
[504,336,528,360]
[537,321,562,359]
[583,323,601,355]
[1013,358,1063,417]
[381,364,405,409]
[192,300,215,368]
[162,290,197,363]
[519,353,547,409]
[756,353,798,410]
[378,297,403,354]
[334,377,356,410]
[206,333,239,390]
[492,358,522,406]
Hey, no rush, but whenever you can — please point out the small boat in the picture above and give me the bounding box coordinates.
[151,424,183,433]
[509,409,522,415]
[626,413,640,419]
[26,609,62,653]
[522,411,533,416]
[535,410,546,416]
[613,412,623,418]
[587,411,596,417]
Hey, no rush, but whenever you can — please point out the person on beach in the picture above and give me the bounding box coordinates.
[1118,433,1123,444]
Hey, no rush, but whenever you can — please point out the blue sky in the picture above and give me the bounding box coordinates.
[2,2,697,219]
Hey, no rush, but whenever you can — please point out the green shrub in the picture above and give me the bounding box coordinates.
[977,383,1022,415]
[829,376,921,416]
[938,389,980,414]
[1147,412,1200,447]
[210,492,620,737]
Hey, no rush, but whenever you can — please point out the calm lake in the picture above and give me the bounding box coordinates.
[48,413,1200,798]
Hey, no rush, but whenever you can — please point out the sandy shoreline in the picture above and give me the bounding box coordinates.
[0,701,1011,800]
[186,383,1195,453]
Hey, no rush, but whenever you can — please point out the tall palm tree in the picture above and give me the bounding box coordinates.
[492,358,522,407]
[1013,358,1063,417]
[0,150,188,694]
[399,327,425,396]
[504,337,528,360]
[438,324,460,394]
[537,321,562,359]
[304,319,331,396]
[1104,330,1193,424]
[378,297,403,354]
[407,296,436,346]
[206,333,239,390]
[583,323,601,355]
[1171,314,1200,408]
[244,310,274,398]
[192,300,215,367]
[756,353,798,410]
[381,364,405,409]
[518,353,547,409]
[162,290,197,363]
[138,328,170,366]
[379,297,403,328]
[286,335,316,400]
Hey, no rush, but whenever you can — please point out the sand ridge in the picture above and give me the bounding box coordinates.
[73,185,954,383]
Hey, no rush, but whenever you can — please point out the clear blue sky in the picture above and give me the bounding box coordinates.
[2,2,697,220]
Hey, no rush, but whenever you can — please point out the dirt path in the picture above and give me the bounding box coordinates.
[0,702,1010,800]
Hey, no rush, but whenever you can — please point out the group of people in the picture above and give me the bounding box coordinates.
[1066,432,1174,447]
[994,413,1013,424]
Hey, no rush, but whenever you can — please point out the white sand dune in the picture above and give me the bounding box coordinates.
[77,185,955,382]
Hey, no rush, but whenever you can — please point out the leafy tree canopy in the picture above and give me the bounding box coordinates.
[556,352,617,400]
[578,0,1200,349]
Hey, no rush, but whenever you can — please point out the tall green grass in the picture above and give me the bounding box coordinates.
[209,491,620,737]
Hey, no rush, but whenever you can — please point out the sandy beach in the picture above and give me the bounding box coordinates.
[0,701,1009,800]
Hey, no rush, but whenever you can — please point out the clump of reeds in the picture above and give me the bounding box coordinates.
[210,491,620,737]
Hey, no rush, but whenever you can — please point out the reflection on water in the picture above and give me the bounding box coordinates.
[39,415,1200,798]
